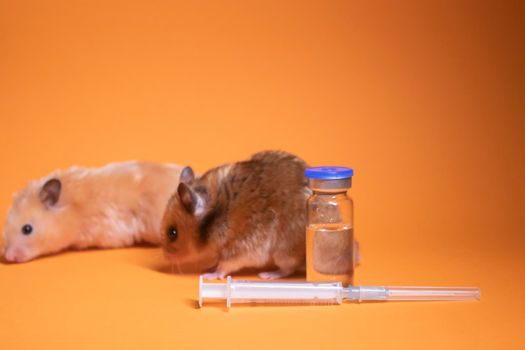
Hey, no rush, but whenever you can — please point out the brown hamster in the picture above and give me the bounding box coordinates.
[3,161,183,263]
[161,151,310,279]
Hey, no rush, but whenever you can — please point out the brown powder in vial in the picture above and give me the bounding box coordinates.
[306,224,354,286]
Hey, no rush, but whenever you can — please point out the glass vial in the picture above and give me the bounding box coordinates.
[305,167,354,286]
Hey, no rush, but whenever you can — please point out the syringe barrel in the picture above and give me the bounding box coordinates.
[348,286,481,302]
[200,276,344,308]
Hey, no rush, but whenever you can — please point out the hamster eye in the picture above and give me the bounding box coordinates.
[167,226,178,242]
[21,224,33,235]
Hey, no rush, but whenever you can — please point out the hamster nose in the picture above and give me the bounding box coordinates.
[4,247,28,263]
[4,249,15,262]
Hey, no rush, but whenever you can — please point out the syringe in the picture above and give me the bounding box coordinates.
[199,276,480,308]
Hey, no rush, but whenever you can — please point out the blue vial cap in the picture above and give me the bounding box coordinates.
[305,166,354,180]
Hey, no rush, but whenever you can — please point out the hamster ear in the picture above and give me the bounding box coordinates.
[39,178,61,208]
[179,166,195,183]
[177,182,206,215]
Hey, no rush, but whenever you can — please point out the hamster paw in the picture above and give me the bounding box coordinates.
[258,270,291,280]
[201,271,227,280]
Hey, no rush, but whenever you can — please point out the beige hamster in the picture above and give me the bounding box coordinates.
[3,161,183,263]
[160,151,310,279]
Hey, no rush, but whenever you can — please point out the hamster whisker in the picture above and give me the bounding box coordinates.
[174,257,183,275]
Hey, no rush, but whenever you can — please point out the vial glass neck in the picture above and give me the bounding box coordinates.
[312,189,348,195]
[308,178,352,192]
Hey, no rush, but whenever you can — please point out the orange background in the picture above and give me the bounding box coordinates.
[1,0,524,349]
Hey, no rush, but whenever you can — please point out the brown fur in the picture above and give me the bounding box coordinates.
[3,161,183,263]
[161,151,310,279]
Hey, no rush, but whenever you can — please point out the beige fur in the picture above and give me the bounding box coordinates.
[3,161,183,263]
